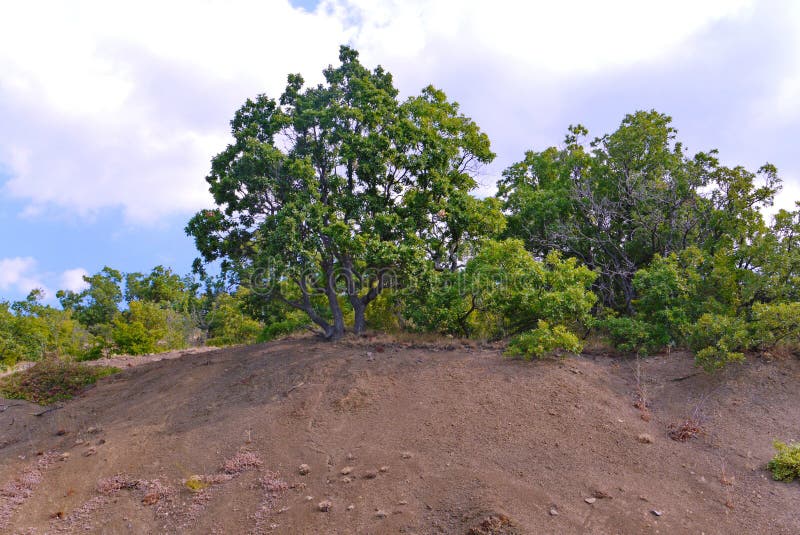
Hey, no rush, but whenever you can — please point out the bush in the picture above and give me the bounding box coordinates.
[688,313,749,372]
[258,313,308,342]
[466,241,597,337]
[504,320,583,360]
[0,359,119,405]
[365,290,402,332]
[768,441,800,482]
[750,302,800,349]
[600,316,664,355]
[1,296,98,367]
[112,319,156,355]
[206,293,263,346]
[632,250,704,344]
[112,300,193,355]
[400,269,474,336]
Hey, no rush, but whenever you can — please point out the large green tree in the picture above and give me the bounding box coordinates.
[498,110,780,311]
[186,46,498,339]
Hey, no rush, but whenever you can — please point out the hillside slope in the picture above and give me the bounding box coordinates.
[1,338,798,534]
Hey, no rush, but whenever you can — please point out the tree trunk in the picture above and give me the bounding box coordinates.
[352,298,367,334]
[325,284,345,340]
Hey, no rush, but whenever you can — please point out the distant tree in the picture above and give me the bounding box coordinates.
[187,46,497,339]
[125,265,193,312]
[57,267,123,328]
[1,290,91,366]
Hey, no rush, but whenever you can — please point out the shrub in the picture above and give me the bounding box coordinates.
[688,313,749,372]
[750,302,800,349]
[365,290,402,332]
[600,316,664,355]
[257,313,308,342]
[504,320,583,360]
[466,241,597,336]
[112,319,156,355]
[632,249,704,343]
[767,441,800,482]
[206,293,263,346]
[112,300,193,355]
[0,359,119,405]
[400,269,474,336]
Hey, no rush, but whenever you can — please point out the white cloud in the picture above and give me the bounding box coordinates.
[344,0,754,74]
[0,260,94,301]
[0,257,48,297]
[60,268,90,293]
[0,0,792,224]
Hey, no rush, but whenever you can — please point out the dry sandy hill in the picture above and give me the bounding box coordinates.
[1,337,798,534]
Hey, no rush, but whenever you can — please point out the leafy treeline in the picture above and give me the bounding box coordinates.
[0,266,287,368]
[498,112,800,369]
[187,46,800,369]
[4,47,799,372]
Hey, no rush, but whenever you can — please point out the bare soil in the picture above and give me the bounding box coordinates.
[1,336,798,534]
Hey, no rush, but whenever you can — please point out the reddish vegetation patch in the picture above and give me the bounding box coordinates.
[222,450,263,475]
[254,471,289,533]
[0,452,59,529]
[96,474,140,494]
[51,495,109,532]
[668,419,704,441]
[96,474,174,504]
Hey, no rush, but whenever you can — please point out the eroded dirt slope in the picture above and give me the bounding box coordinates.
[1,338,798,534]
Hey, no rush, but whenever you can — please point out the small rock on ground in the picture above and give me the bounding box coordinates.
[637,433,654,444]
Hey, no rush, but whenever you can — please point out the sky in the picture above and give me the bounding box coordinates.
[1,0,799,302]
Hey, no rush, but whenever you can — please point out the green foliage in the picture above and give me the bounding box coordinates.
[768,441,800,482]
[465,240,597,337]
[0,359,119,405]
[400,239,596,340]
[258,311,309,342]
[400,268,475,335]
[186,46,498,339]
[125,266,195,312]
[112,319,154,355]
[0,301,26,368]
[504,320,583,360]
[111,300,193,355]
[632,249,705,342]
[750,302,800,349]
[57,267,123,328]
[498,111,780,312]
[600,316,662,355]
[206,293,264,346]
[1,292,95,367]
[0,270,270,363]
[688,314,749,372]
[364,290,402,332]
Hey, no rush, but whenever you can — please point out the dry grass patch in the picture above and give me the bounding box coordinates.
[0,359,119,405]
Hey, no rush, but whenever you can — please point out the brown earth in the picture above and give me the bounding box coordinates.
[1,336,798,534]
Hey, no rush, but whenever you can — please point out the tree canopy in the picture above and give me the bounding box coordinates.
[187,46,500,339]
[497,110,780,312]
[3,48,800,374]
